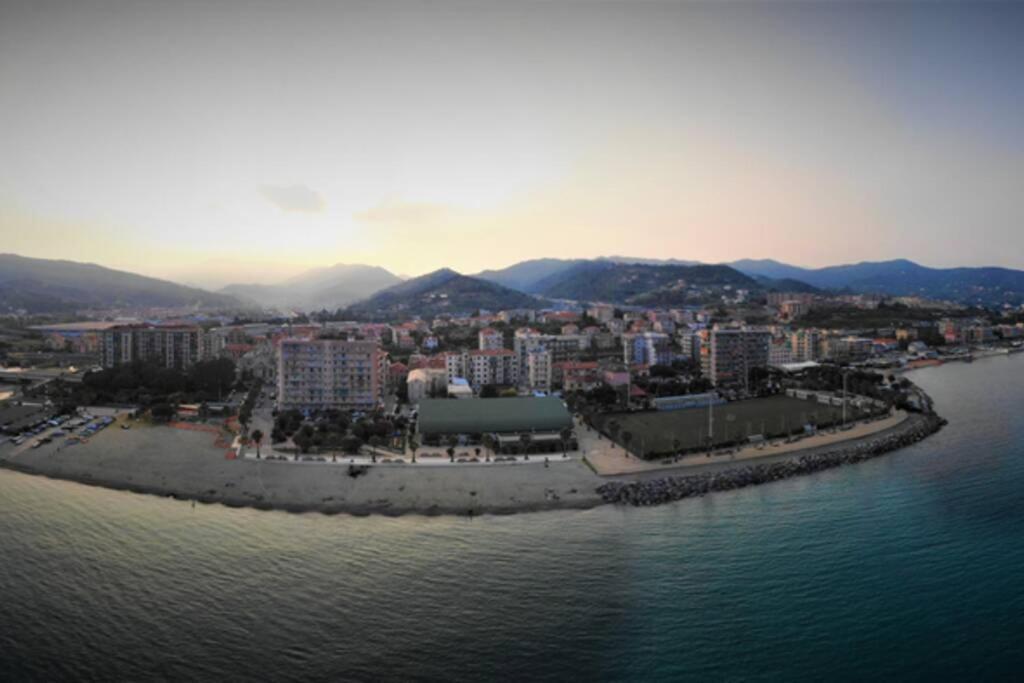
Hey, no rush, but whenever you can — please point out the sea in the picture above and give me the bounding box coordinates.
[1,354,1023,681]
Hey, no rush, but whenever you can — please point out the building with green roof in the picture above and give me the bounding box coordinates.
[416,397,572,440]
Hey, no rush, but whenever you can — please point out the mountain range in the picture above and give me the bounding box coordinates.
[0,254,242,314]
[4,253,1024,316]
[343,268,543,320]
[728,258,1024,305]
[476,257,1024,306]
[220,264,402,311]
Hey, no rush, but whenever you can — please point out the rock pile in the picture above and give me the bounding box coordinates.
[597,414,944,507]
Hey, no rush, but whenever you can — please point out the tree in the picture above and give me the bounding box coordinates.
[607,420,621,447]
[341,435,363,455]
[559,427,572,458]
[447,435,459,462]
[151,402,175,423]
[446,446,456,462]
[672,437,682,456]
[621,430,633,457]
[482,433,496,462]
[519,433,532,460]
[479,384,499,399]
[369,435,383,463]
[408,436,419,463]
[251,429,264,458]
[293,430,314,456]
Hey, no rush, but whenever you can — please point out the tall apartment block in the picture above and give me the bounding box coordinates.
[702,328,771,387]
[100,325,206,370]
[276,337,384,412]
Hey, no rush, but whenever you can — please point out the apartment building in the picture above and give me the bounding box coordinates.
[526,348,553,392]
[478,327,504,351]
[702,328,771,387]
[821,336,873,361]
[445,349,519,388]
[513,329,588,373]
[100,325,207,370]
[789,329,821,362]
[623,332,672,367]
[276,337,384,411]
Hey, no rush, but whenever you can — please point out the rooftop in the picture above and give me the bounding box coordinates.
[417,397,572,436]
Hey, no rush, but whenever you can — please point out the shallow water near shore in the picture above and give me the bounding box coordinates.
[2,355,1023,680]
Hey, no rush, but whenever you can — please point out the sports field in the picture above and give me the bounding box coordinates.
[594,395,869,456]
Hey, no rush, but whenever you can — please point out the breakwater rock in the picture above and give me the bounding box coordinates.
[597,414,944,507]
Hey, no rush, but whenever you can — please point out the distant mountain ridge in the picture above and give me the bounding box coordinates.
[221,263,402,310]
[533,261,759,304]
[729,258,1024,305]
[0,254,241,314]
[343,268,544,320]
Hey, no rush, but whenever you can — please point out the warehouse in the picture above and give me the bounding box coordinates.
[416,397,573,450]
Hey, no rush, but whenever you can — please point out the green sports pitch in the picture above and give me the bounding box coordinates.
[593,395,868,456]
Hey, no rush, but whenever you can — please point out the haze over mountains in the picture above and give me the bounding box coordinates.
[220,264,401,311]
[0,254,240,314]
[4,252,1024,316]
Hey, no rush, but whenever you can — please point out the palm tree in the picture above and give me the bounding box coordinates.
[408,436,419,464]
[607,420,620,448]
[251,429,264,459]
[621,430,633,458]
[519,433,532,460]
[559,427,572,458]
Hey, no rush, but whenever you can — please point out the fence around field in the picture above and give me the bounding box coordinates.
[591,395,883,458]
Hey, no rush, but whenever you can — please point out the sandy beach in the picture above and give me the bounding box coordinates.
[0,408,940,516]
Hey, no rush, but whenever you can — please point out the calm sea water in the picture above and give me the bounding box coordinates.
[2,356,1023,681]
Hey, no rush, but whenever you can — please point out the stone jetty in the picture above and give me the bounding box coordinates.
[597,414,945,507]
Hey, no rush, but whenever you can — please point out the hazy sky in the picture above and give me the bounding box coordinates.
[1,0,1022,287]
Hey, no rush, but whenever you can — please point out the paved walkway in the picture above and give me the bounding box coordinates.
[583,411,909,476]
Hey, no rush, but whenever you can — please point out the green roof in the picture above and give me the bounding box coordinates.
[417,397,572,436]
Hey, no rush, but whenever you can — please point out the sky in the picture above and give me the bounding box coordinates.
[1,0,1022,289]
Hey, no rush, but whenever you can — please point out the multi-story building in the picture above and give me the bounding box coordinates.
[790,329,821,362]
[767,292,815,308]
[678,331,703,360]
[769,336,793,366]
[525,348,553,392]
[100,325,207,370]
[587,304,616,323]
[821,336,873,361]
[513,329,587,374]
[478,328,504,351]
[554,361,601,392]
[623,332,672,367]
[702,328,771,387]
[276,337,384,411]
[445,349,519,388]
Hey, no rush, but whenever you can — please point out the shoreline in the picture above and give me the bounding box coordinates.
[597,412,944,507]
[0,407,945,517]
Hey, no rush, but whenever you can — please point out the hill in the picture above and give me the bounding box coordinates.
[343,269,544,320]
[0,254,241,314]
[731,258,1024,305]
[474,258,584,294]
[221,264,401,310]
[476,255,703,294]
[535,261,758,304]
